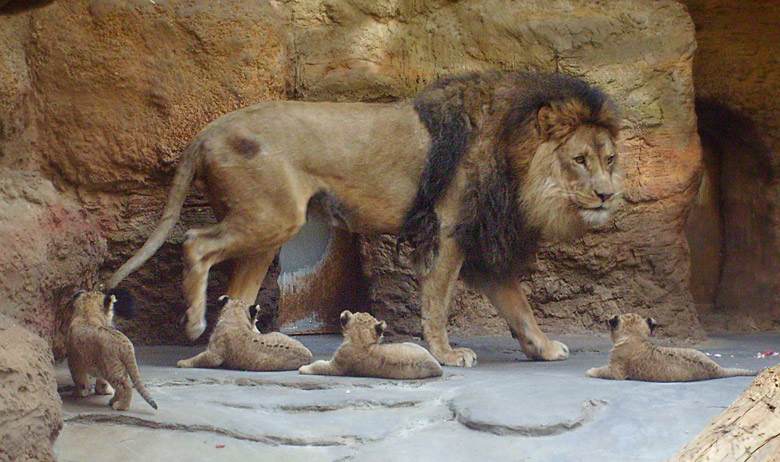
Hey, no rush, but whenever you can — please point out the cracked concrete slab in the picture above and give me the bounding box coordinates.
[54,334,778,462]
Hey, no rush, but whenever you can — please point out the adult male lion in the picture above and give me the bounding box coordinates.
[109,71,622,367]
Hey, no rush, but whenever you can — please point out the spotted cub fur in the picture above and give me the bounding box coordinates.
[587,313,757,382]
[177,296,312,371]
[299,311,443,379]
[66,290,157,410]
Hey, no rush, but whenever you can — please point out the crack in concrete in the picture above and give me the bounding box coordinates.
[153,376,442,390]
[65,413,372,447]
[214,399,424,413]
[451,399,608,437]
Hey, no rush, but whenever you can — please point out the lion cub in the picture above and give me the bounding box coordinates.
[587,313,756,382]
[66,290,157,410]
[299,311,443,379]
[177,296,312,371]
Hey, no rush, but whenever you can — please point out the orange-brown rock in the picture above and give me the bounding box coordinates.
[0,316,63,462]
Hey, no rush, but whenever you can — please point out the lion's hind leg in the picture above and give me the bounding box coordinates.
[177,349,223,369]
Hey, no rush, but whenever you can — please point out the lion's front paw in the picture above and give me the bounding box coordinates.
[298,365,312,375]
[586,367,598,378]
[185,317,207,341]
[435,347,477,367]
[525,340,569,361]
[95,380,114,395]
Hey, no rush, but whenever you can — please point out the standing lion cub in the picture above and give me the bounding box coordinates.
[177,296,312,371]
[299,311,443,379]
[67,290,157,410]
[587,313,756,382]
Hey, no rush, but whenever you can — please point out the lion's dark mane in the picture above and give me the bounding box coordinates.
[399,70,617,279]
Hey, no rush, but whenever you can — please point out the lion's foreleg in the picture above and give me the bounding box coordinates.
[419,238,476,367]
[226,251,276,303]
[479,278,569,361]
[299,360,340,376]
[176,349,223,369]
[586,365,620,380]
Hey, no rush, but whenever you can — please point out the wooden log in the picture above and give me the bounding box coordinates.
[671,365,780,462]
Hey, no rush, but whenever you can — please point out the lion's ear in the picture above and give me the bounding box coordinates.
[537,103,574,141]
[607,315,619,330]
[375,321,386,337]
[248,304,259,320]
[340,310,352,327]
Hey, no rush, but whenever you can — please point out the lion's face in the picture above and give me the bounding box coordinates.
[72,290,115,327]
[608,313,657,342]
[340,310,386,345]
[554,125,622,227]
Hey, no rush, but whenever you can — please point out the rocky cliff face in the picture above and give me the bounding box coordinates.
[1,0,706,350]
[681,0,780,333]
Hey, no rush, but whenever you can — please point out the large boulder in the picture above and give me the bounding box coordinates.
[282,0,703,339]
[0,316,63,462]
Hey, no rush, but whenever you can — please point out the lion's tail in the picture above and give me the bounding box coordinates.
[108,139,203,288]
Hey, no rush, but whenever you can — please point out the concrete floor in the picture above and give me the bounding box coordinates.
[54,333,779,462]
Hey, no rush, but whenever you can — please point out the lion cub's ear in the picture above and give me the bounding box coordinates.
[375,321,387,337]
[607,315,619,330]
[107,288,137,319]
[103,294,117,314]
[248,304,259,320]
[217,295,230,309]
[646,317,658,335]
[340,310,353,328]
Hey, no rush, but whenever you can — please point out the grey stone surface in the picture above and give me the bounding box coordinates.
[54,334,778,462]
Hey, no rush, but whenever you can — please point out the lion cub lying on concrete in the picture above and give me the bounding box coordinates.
[67,289,157,410]
[299,311,443,379]
[177,296,312,371]
[587,313,756,382]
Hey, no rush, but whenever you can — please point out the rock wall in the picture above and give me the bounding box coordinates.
[0,316,63,462]
[0,0,707,349]
[681,0,780,332]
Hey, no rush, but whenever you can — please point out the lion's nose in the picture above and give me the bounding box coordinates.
[596,192,613,203]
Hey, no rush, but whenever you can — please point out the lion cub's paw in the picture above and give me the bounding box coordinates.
[437,347,478,367]
[585,367,598,378]
[95,380,114,396]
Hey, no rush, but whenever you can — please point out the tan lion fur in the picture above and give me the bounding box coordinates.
[108,71,622,368]
[66,291,157,410]
[299,311,442,379]
[587,313,757,382]
[177,296,312,371]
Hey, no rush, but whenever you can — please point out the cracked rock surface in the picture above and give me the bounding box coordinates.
[54,335,775,461]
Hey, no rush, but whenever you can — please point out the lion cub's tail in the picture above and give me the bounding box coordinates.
[122,349,158,410]
[721,367,758,378]
[108,139,204,288]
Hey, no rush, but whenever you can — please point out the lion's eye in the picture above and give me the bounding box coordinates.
[574,155,586,165]
[606,155,615,165]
